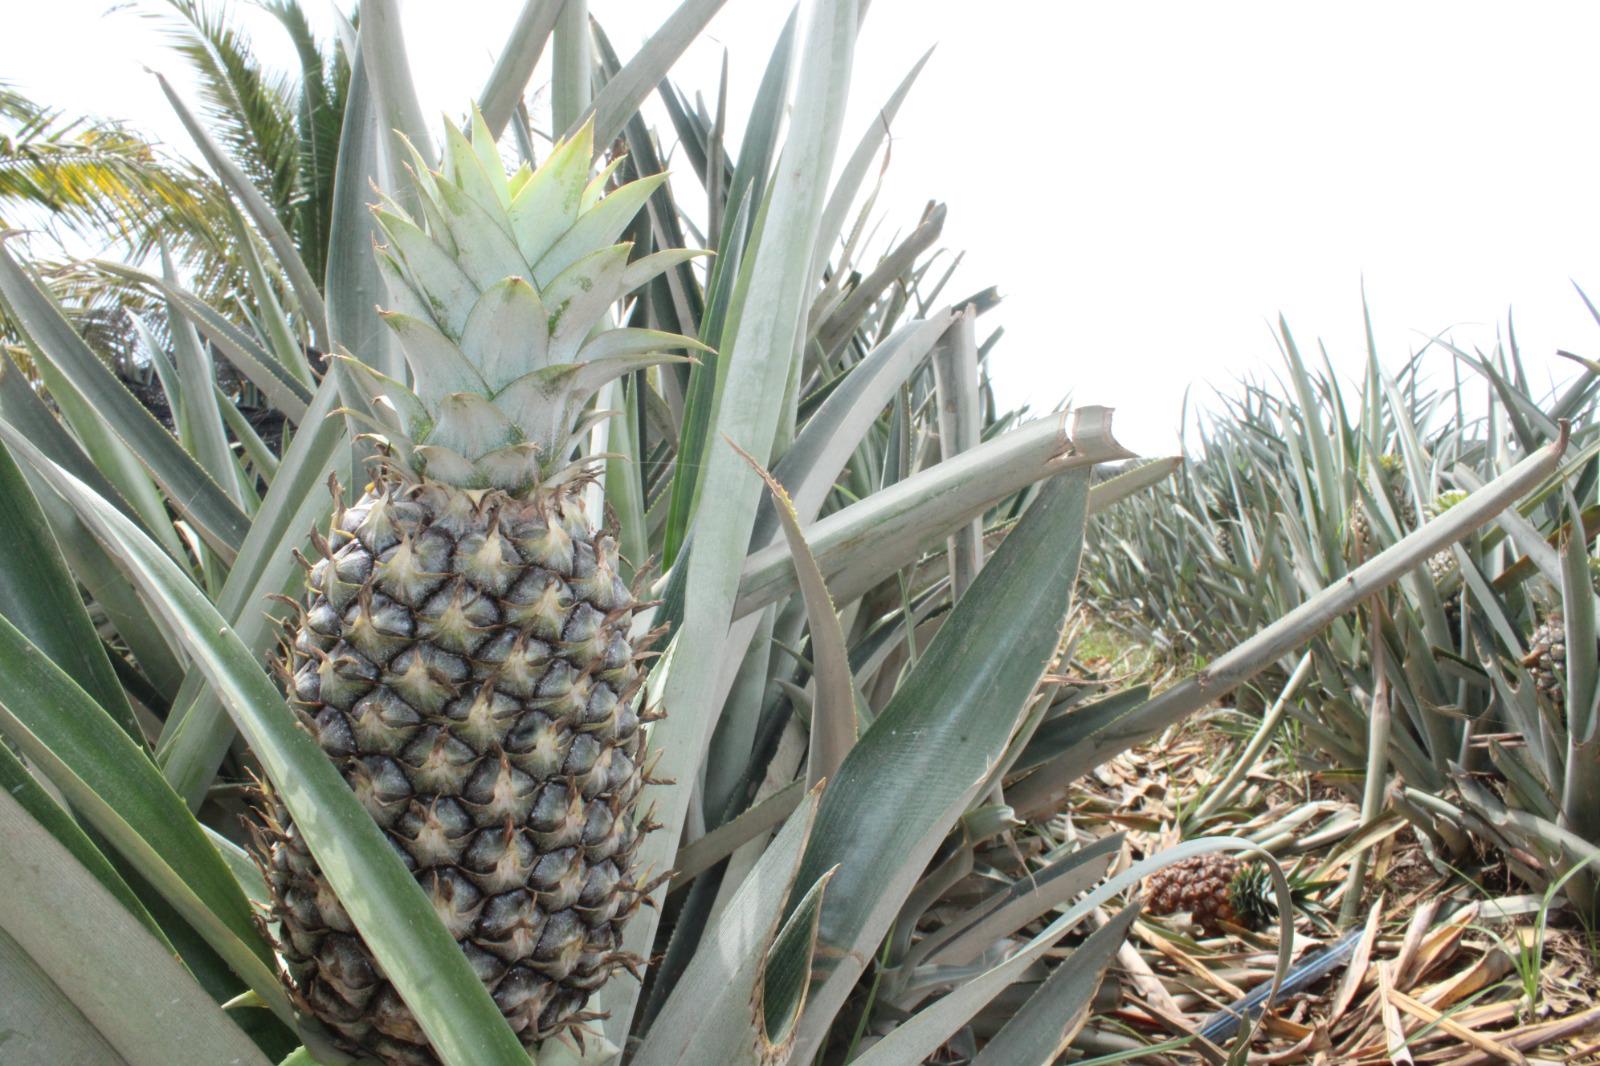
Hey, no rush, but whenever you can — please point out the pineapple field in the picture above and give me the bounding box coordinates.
[0,2,1597,1064]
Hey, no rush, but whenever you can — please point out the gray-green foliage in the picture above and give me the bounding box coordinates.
[1086,306,1600,911]
[0,3,1574,1063]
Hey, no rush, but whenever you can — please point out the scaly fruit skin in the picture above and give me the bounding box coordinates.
[1525,611,1568,704]
[1424,490,1468,587]
[1145,854,1273,935]
[252,112,699,1065]
[1522,561,1600,705]
[262,478,652,1064]
[1424,491,1471,644]
[1349,454,1416,553]
[1204,500,1240,566]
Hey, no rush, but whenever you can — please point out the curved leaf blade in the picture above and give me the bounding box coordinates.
[633,785,828,1066]
[732,440,855,787]
[100,260,314,424]
[0,927,129,1066]
[791,465,1091,1054]
[5,433,533,1066]
[0,369,188,694]
[0,787,274,1066]
[574,0,733,148]
[968,903,1142,1066]
[0,742,159,942]
[0,239,250,559]
[156,374,347,808]
[477,0,564,138]
[324,26,403,381]
[157,73,329,346]
[0,437,140,741]
[615,0,860,1044]
[736,410,1131,617]
[854,839,1292,1066]
[0,610,290,1022]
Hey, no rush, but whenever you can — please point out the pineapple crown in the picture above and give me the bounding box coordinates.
[340,110,709,493]
[1428,488,1469,516]
[1227,861,1276,930]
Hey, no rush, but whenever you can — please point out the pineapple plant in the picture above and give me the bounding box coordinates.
[1144,853,1275,935]
[255,116,697,1064]
[0,5,1173,1055]
[1,3,1585,1063]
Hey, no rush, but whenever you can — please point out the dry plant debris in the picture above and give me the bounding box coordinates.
[1037,707,1600,1064]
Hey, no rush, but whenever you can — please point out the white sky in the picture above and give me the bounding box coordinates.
[5,1,1599,455]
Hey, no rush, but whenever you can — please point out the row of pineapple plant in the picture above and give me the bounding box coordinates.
[0,1,1573,1063]
[1085,308,1600,914]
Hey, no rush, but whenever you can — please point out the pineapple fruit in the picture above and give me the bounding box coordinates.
[254,116,701,1065]
[1348,453,1416,552]
[1426,490,1469,644]
[1145,854,1274,935]
[1204,499,1239,566]
[1524,612,1567,701]
[1424,489,1469,586]
[1522,558,1600,705]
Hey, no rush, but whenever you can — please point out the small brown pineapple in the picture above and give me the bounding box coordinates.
[1145,854,1274,935]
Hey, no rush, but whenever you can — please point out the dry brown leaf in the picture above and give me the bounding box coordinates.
[1131,924,1248,1000]
[1393,898,1443,991]
[1420,944,1517,1010]
[1400,903,1480,990]
[1380,961,1417,1065]
[1260,1022,1330,1062]
[1387,986,1528,1064]
[1436,1004,1600,1066]
[1115,936,1185,1018]
[1330,894,1387,1025]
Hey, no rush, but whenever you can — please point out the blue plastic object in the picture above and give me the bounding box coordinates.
[1197,927,1366,1045]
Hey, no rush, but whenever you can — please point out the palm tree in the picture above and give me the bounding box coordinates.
[1,2,349,411]
[151,0,350,282]
[0,84,221,373]
[2,1,351,309]
[0,83,223,251]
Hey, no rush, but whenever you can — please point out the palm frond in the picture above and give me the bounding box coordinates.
[0,86,261,320]
[261,1,351,280]
[151,1,301,234]
[0,85,218,250]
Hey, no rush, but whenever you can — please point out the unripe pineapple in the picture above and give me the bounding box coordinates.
[1524,611,1567,702]
[1425,490,1469,643]
[1219,526,1238,566]
[1348,454,1416,552]
[1204,500,1239,566]
[1522,559,1600,705]
[1424,489,1469,586]
[1426,550,1457,586]
[1145,854,1274,935]
[254,116,703,1065]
